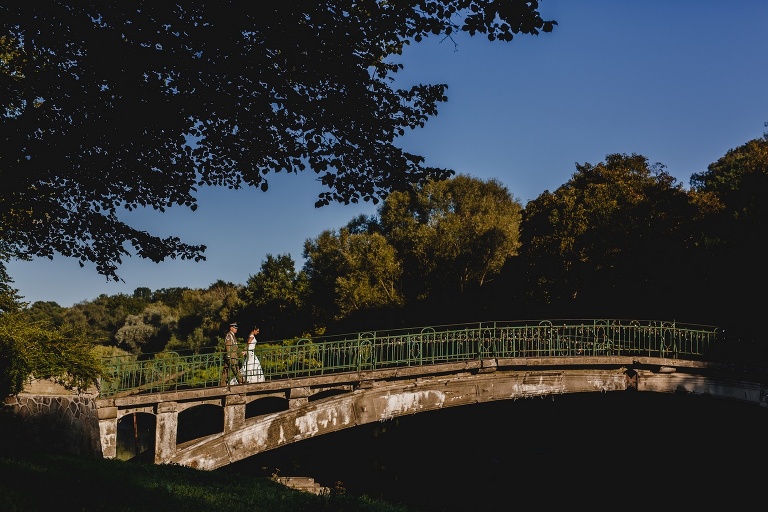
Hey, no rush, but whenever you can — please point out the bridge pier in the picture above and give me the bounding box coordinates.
[289,387,311,409]
[224,394,246,433]
[96,405,118,459]
[155,402,179,463]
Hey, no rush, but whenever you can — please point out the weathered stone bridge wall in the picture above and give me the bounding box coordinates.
[0,378,102,458]
[94,356,768,470]
[3,357,767,467]
[164,357,768,470]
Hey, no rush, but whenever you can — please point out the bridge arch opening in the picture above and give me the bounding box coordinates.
[116,412,155,461]
[177,404,223,444]
[310,388,350,402]
[245,396,288,419]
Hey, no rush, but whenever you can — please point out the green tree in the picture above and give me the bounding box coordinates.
[237,254,310,340]
[20,300,66,327]
[166,326,207,355]
[0,313,101,397]
[172,281,242,352]
[379,175,523,305]
[335,232,404,318]
[61,293,147,347]
[690,136,768,246]
[519,153,695,318]
[114,302,179,354]
[304,229,403,327]
[133,287,152,301]
[689,135,768,338]
[2,269,115,395]
[303,230,347,327]
[171,289,223,353]
[1,2,555,284]
[0,261,24,314]
[204,280,244,332]
[303,175,522,327]
[151,287,190,309]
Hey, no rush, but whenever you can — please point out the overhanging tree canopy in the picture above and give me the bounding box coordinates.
[0,1,556,282]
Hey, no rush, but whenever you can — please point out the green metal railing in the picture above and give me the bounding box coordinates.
[98,319,720,398]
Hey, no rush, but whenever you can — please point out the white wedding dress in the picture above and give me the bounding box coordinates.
[230,337,265,384]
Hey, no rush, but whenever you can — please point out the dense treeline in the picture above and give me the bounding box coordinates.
[3,131,766,394]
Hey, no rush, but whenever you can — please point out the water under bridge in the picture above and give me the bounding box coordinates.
[93,319,768,470]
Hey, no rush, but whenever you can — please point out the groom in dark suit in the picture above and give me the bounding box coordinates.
[221,322,243,386]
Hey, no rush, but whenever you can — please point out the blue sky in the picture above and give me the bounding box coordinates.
[8,0,768,307]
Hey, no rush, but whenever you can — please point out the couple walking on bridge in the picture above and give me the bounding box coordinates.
[221,323,265,386]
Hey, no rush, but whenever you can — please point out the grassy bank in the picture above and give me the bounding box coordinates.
[0,448,419,512]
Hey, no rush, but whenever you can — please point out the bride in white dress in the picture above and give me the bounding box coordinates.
[230,326,265,384]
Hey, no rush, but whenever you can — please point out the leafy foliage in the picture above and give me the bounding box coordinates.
[0,313,102,397]
[304,229,404,323]
[0,262,24,314]
[688,136,768,331]
[61,293,148,345]
[690,136,768,243]
[115,302,179,354]
[236,254,311,341]
[334,232,404,317]
[303,175,523,327]
[0,1,555,283]
[380,175,523,301]
[173,281,243,351]
[519,153,695,318]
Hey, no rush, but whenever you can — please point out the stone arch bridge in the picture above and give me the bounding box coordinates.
[96,341,768,470]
